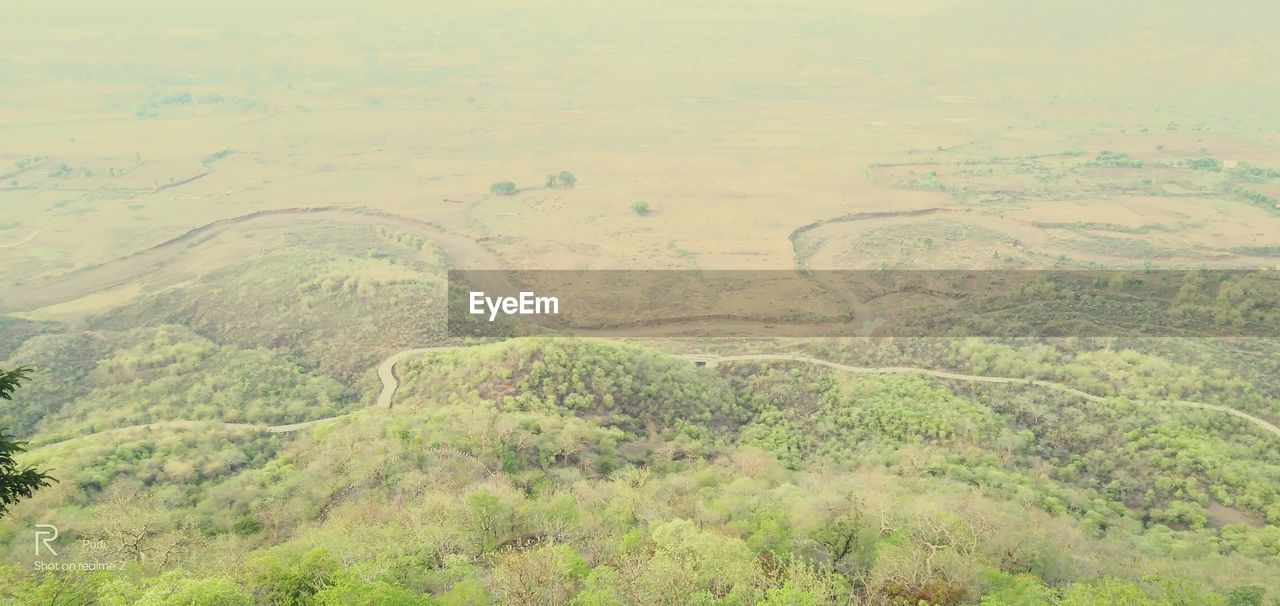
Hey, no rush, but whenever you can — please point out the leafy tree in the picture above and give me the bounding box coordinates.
[1058,578,1158,605]
[557,171,576,189]
[491,544,586,606]
[545,174,557,188]
[439,579,491,606]
[1230,162,1280,183]
[743,507,793,555]
[466,491,512,553]
[761,557,848,605]
[637,519,759,604]
[98,571,252,606]
[1235,187,1278,210]
[1087,151,1143,168]
[759,584,821,606]
[1227,585,1265,606]
[1162,500,1208,529]
[572,568,623,606]
[0,366,54,517]
[0,565,110,606]
[978,572,1053,606]
[233,515,263,535]
[0,366,30,400]
[248,548,339,606]
[489,182,517,196]
[313,575,427,606]
[1187,157,1223,172]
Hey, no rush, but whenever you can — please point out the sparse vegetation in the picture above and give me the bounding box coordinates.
[489,181,518,196]
[201,149,232,166]
[917,171,945,190]
[1086,151,1144,168]
[1230,246,1280,257]
[1234,187,1278,211]
[1187,157,1224,172]
[1231,162,1280,183]
[557,171,577,189]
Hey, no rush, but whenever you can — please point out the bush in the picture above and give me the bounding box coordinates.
[1231,162,1280,183]
[1187,158,1223,172]
[441,579,491,606]
[557,171,577,189]
[232,515,262,535]
[489,182,517,196]
[631,201,651,215]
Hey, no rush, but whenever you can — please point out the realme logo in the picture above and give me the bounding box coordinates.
[34,524,58,556]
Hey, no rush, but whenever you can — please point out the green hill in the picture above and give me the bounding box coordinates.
[3,338,1278,604]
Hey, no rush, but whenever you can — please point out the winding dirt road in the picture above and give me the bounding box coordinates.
[706,353,1280,437]
[27,345,1280,455]
[0,229,40,249]
[28,347,463,453]
[375,347,459,408]
[27,415,351,454]
[0,206,507,313]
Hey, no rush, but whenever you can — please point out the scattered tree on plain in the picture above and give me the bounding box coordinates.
[557,171,576,189]
[490,182,518,196]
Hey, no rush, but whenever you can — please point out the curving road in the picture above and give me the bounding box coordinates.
[25,416,342,454]
[0,206,510,313]
[251,349,1280,440]
[0,229,40,249]
[375,347,460,408]
[703,353,1280,437]
[25,345,1280,454]
[29,347,463,453]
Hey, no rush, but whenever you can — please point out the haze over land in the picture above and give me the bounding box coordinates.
[2,1,1280,604]
[5,0,1280,290]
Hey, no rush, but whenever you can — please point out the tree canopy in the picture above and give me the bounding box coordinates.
[0,366,54,517]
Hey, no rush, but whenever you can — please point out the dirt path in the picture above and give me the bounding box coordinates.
[28,415,350,453]
[704,353,1280,437]
[0,229,40,249]
[375,346,460,408]
[28,347,462,453]
[0,206,505,313]
[27,344,1280,455]
[788,207,961,271]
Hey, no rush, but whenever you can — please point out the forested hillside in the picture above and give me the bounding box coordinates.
[3,338,1278,605]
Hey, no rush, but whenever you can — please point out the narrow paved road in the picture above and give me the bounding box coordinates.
[30,347,463,453]
[27,416,349,453]
[375,347,459,408]
[704,353,1280,437]
[27,344,1280,454]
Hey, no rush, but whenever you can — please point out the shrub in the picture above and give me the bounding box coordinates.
[557,171,577,189]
